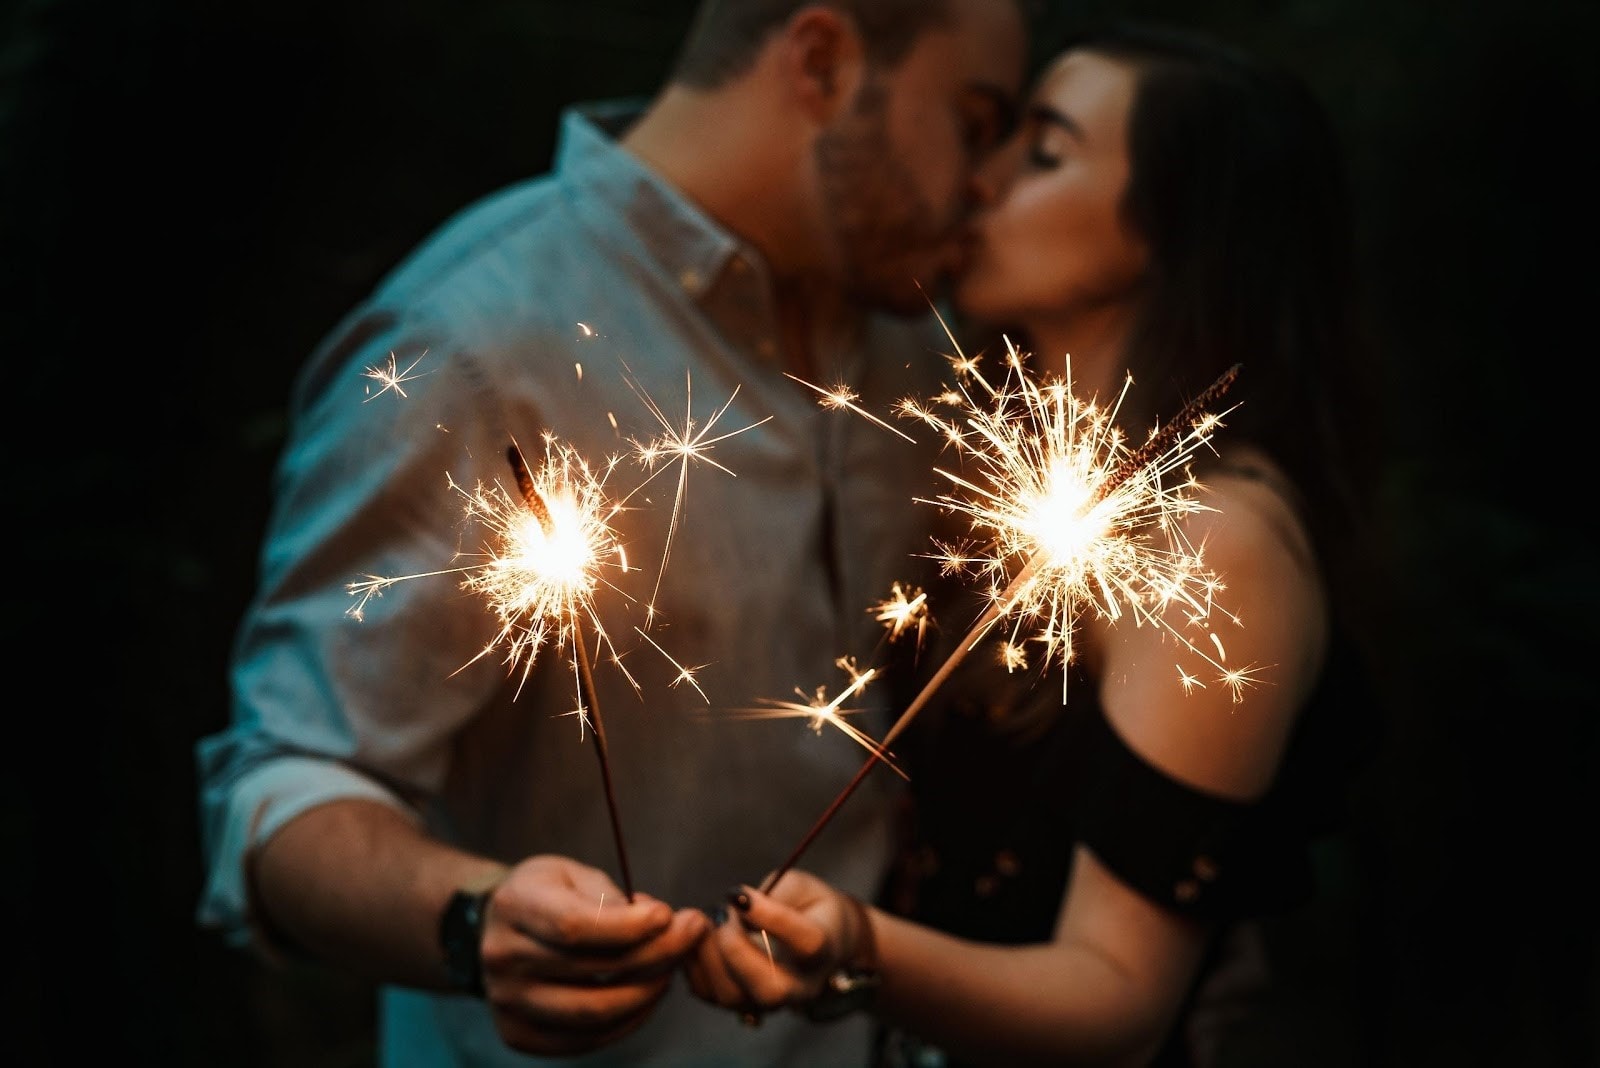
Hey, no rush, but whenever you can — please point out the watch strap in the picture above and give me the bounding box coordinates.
[800,894,881,1022]
[439,887,494,996]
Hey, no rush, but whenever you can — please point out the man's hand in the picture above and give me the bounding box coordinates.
[480,854,711,1056]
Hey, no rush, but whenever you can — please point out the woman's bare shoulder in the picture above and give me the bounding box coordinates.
[1088,447,1330,801]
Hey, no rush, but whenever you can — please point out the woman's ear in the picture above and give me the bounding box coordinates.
[778,5,867,122]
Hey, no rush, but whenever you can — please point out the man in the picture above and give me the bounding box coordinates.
[196,1,1028,1064]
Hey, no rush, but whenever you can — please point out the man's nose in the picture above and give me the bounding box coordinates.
[968,141,1021,208]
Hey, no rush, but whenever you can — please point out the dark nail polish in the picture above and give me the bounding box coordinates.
[725,886,752,912]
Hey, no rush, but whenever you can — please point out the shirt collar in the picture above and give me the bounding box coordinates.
[553,101,749,305]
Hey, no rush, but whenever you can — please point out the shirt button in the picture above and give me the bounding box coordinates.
[680,268,702,294]
[757,338,777,360]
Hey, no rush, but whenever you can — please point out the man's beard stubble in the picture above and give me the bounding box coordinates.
[814,78,956,317]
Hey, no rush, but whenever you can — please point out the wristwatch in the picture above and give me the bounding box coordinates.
[439,887,494,996]
[800,894,881,1022]
[800,965,882,1022]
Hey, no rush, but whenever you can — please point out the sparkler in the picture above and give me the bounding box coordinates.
[346,352,771,899]
[345,434,642,690]
[350,434,643,901]
[501,438,639,900]
[346,432,644,898]
[760,342,1243,895]
[503,439,635,898]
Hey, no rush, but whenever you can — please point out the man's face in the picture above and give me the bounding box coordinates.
[815,0,1026,315]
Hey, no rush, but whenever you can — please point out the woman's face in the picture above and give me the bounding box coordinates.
[955,50,1149,331]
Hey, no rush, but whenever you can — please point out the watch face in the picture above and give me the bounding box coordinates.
[803,968,880,1022]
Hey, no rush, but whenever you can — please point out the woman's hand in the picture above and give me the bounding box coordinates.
[683,870,876,1019]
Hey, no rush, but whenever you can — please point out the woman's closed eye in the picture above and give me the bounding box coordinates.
[1027,141,1063,168]
[1024,103,1081,170]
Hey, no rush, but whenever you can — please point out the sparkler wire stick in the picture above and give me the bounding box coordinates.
[508,443,636,902]
[760,364,1241,896]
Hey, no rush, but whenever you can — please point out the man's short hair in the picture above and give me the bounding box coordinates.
[669,0,957,88]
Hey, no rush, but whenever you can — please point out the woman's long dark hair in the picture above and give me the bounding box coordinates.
[889,24,1391,999]
[1059,21,1387,671]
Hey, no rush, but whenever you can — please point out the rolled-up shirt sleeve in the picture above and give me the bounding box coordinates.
[195,747,419,950]
[195,302,517,952]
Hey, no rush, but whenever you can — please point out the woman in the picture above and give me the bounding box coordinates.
[687,20,1386,1066]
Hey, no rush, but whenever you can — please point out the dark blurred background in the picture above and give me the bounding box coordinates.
[4,0,1595,1064]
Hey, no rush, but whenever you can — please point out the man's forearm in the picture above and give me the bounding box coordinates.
[251,798,509,990]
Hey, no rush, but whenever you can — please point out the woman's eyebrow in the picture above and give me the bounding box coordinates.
[1028,102,1084,140]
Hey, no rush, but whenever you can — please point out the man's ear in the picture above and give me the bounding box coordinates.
[778,5,866,121]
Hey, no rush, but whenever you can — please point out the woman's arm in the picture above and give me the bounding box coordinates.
[688,467,1330,1065]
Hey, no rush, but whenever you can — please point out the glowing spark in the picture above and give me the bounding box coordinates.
[735,581,930,774]
[784,373,918,442]
[344,366,770,701]
[759,331,1249,897]
[625,368,773,618]
[899,335,1245,693]
[716,657,905,778]
[1219,664,1268,703]
[871,581,930,650]
[362,349,431,400]
[632,625,709,703]
[441,435,639,696]
[347,565,460,622]
[502,437,637,899]
[348,436,645,898]
[1178,666,1206,694]
[345,354,778,903]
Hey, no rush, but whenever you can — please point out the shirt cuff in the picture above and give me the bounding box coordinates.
[197,756,420,955]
